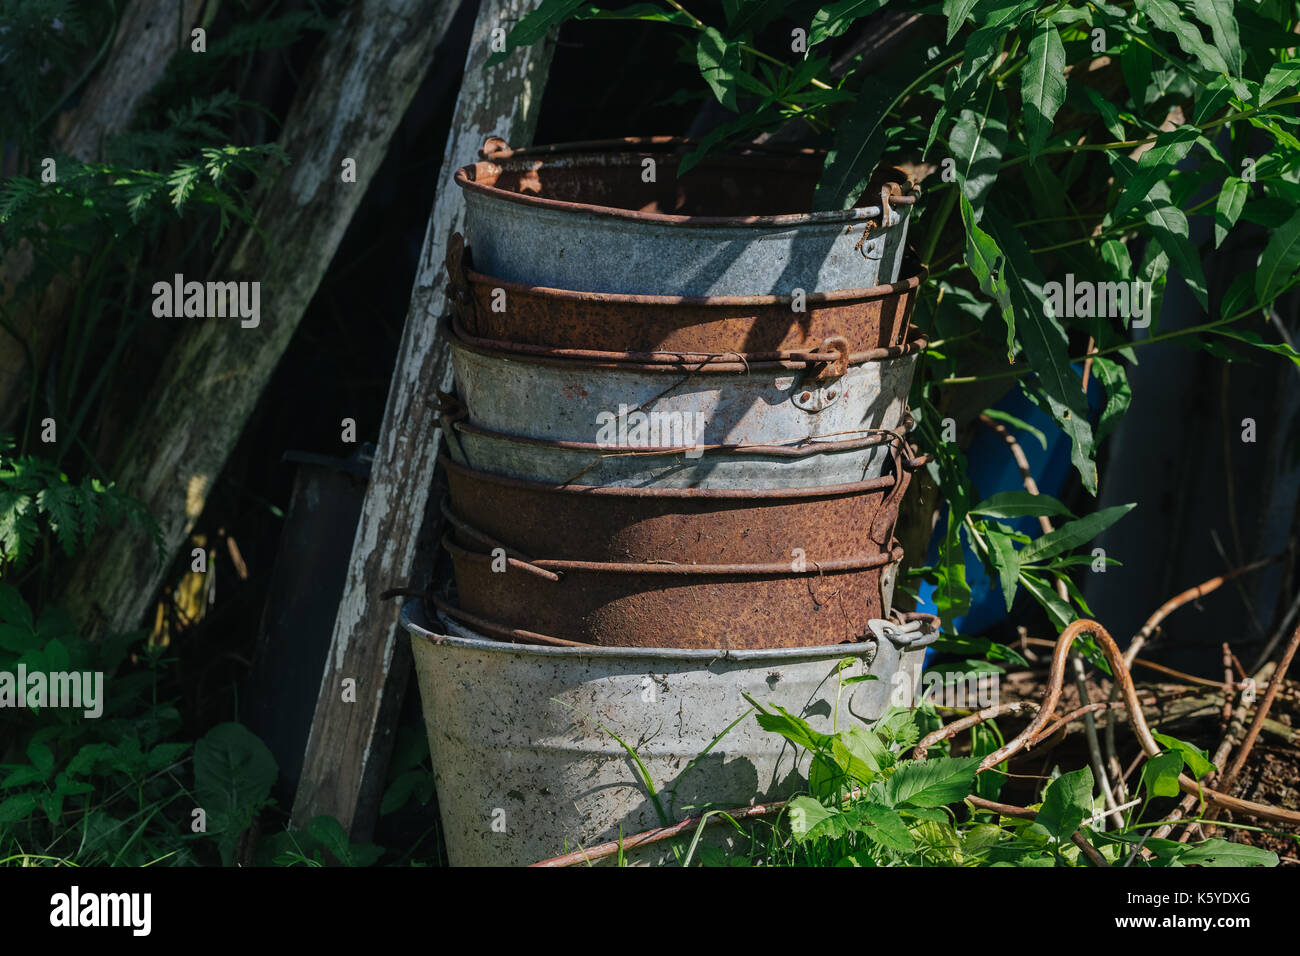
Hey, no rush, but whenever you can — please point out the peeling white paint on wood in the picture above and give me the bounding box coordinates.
[292,0,555,834]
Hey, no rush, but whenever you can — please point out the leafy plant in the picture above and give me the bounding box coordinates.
[0,435,160,574]
[711,700,1279,866]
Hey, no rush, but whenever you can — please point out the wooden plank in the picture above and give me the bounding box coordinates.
[291,0,556,837]
[60,0,458,636]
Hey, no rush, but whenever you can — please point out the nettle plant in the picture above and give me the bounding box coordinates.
[495,0,1300,638]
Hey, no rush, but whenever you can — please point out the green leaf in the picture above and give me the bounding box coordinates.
[1112,126,1200,224]
[1153,732,1215,779]
[1247,114,1300,152]
[956,0,1037,89]
[970,723,1007,800]
[1022,22,1067,163]
[1134,0,1229,75]
[35,483,80,555]
[2,766,49,789]
[813,74,898,210]
[960,193,1013,355]
[971,491,1074,520]
[0,793,38,824]
[66,743,116,777]
[1090,355,1132,444]
[1192,76,1235,125]
[981,408,1047,449]
[1036,766,1094,841]
[571,3,695,25]
[852,803,915,852]
[1210,328,1300,368]
[933,521,972,633]
[950,92,1008,221]
[485,0,586,67]
[1214,177,1248,248]
[1099,240,1134,286]
[884,756,981,809]
[1177,838,1277,867]
[26,739,54,775]
[1143,197,1209,310]
[833,726,889,780]
[1121,39,1154,107]
[809,0,888,46]
[1083,88,1125,140]
[1256,208,1300,306]
[930,635,1028,672]
[753,707,834,752]
[984,524,1022,612]
[984,209,1098,492]
[1260,60,1300,106]
[1140,751,1184,798]
[0,490,38,568]
[1188,0,1243,76]
[942,0,982,44]
[1017,504,1136,564]
[306,815,354,864]
[697,27,742,112]
[1020,571,1076,631]
[193,722,278,840]
[788,795,835,841]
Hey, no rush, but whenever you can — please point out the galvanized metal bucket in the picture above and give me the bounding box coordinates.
[401,599,930,866]
[445,319,924,447]
[440,402,914,488]
[445,232,926,355]
[454,138,916,295]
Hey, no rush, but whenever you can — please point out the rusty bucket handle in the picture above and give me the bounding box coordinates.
[812,335,851,382]
[428,594,586,647]
[435,390,471,465]
[444,232,476,321]
[439,515,563,583]
[869,437,914,548]
[479,136,514,160]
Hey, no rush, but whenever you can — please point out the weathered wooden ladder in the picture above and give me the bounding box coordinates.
[290,0,555,837]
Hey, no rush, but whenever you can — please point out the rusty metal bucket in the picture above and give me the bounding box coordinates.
[440,452,913,566]
[442,537,904,649]
[445,232,926,355]
[401,599,930,866]
[440,398,914,488]
[454,138,916,295]
[444,318,924,447]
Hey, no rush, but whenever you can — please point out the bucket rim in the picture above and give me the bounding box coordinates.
[453,145,916,229]
[447,414,912,460]
[400,600,881,662]
[459,254,928,307]
[441,315,927,372]
[437,452,913,499]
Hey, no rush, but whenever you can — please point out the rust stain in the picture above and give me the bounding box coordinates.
[446,231,925,356]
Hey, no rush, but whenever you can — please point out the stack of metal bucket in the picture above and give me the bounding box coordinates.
[402,138,936,865]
